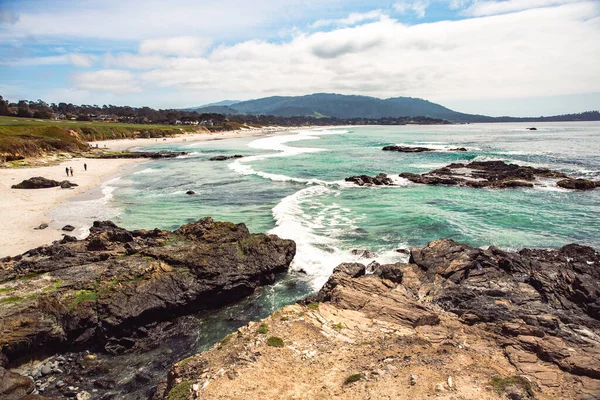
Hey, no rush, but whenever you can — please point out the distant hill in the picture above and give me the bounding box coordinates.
[184,100,240,112]
[190,93,491,123]
[187,93,600,123]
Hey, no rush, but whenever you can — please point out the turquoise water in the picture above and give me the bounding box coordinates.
[91,122,600,398]
[108,122,600,292]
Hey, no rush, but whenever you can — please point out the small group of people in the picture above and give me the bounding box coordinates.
[65,163,87,177]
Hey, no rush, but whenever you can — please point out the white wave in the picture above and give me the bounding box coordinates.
[392,142,478,152]
[133,168,156,175]
[228,129,346,184]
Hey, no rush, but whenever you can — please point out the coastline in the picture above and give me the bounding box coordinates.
[94,125,316,152]
[0,158,141,258]
[0,125,328,258]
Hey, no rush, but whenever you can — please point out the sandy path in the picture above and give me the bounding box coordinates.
[0,158,140,257]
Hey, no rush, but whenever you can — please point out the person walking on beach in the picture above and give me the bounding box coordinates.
[65,167,69,177]
[69,167,74,177]
[84,163,87,171]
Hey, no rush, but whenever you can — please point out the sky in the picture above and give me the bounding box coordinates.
[0,0,599,117]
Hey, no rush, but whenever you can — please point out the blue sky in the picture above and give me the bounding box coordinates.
[0,0,599,116]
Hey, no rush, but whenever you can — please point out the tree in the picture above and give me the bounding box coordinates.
[0,96,11,116]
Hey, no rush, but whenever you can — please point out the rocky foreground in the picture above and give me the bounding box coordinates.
[0,218,295,399]
[157,239,600,400]
[346,161,600,189]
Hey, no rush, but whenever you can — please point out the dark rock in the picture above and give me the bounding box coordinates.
[400,160,574,189]
[556,178,598,190]
[383,146,467,153]
[0,217,295,364]
[383,146,434,153]
[62,225,76,232]
[60,181,78,189]
[95,152,187,159]
[11,177,62,189]
[34,223,49,230]
[209,155,244,161]
[345,173,393,186]
[527,127,537,130]
[185,191,195,195]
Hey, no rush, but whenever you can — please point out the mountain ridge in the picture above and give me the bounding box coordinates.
[188,93,598,123]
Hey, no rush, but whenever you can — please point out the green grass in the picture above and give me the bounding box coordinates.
[266,336,284,348]
[167,380,193,400]
[0,296,23,304]
[0,287,14,294]
[491,376,534,397]
[306,303,320,310]
[217,334,233,350]
[257,323,269,334]
[344,374,362,385]
[333,323,344,331]
[68,290,97,310]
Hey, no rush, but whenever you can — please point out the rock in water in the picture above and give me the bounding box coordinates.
[0,217,295,364]
[186,190,196,195]
[345,173,393,186]
[398,160,596,190]
[61,225,75,232]
[209,155,244,161]
[556,178,599,190]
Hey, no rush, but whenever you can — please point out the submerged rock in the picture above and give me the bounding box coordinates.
[0,217,295,365]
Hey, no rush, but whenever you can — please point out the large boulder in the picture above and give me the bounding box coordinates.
[0,217,295,363]
[11,177,61,189]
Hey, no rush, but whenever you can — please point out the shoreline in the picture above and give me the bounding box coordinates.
[93,125,324,152]
[1,126,333,258]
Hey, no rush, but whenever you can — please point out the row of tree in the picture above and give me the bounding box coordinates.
[0,95,450,127]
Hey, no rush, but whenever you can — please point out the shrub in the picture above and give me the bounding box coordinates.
[267,337,284,348]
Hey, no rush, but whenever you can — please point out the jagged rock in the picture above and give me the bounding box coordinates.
[345,173,393,186]
[209,155,244,161]
[556,178,599,190]
[11,177,63,189]
[61,225,75,232]
[0,217,295,364]
[399,160,579,189]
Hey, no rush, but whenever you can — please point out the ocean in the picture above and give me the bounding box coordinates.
[59,122,600,396]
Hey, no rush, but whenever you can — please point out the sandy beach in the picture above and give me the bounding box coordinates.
[93,126,306,152]
[0,126,317,258]
[0,158,140,257]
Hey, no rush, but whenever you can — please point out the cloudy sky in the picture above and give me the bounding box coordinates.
[0,0,599,116]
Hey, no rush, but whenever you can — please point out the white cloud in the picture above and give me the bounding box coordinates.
[71,69,142,93]
[310,10,387,28]
[68,53,95,67]
[139,36,212,56]
[0,53,96,67]
[104,52,170,69]
[394,0,431,18]
[463,0,581,16]
[132,2,600,102]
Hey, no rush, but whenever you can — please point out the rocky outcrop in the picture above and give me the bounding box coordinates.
[383,145,467,152]
[557,178,600,190]
[344,173,393,186]
[209,155,244,161]
[11,177,78,190]
[0,218,295,368]
[94,151,187,159]
[157,239,600,399]
[397,160,597,190]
